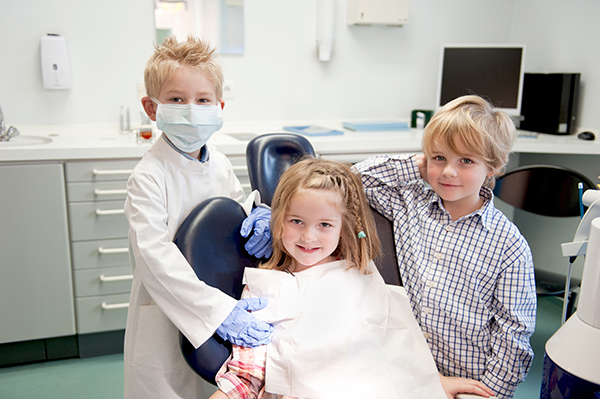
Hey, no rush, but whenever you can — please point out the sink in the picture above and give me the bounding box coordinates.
[0,136,53,147]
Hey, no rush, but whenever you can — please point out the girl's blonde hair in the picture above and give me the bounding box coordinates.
[144,36,224,100]
[260,158,380,274]
[422,95,516,188]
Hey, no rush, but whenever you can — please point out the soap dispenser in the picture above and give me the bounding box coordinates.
[40,34,72,90]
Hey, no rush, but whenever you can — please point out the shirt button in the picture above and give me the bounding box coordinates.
[434,253,443,260]
[422,307,431,314]
[426,280,436,288]
[423,333,431,340]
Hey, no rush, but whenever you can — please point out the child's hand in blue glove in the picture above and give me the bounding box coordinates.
[215,298,273,347]
[240,207,273,258]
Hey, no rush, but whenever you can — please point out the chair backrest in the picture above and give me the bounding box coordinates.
[173,196,259,384]
[493,164,595,217]
[246,133,316,206]
[370,206,402,286]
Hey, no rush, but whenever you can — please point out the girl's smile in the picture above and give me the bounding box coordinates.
[281,188,343,273]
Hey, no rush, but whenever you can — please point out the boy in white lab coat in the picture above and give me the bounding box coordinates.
[123,36,272,399]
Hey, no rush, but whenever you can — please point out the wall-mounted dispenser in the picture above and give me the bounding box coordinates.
[347,0,409,26]
[40,34,71,90]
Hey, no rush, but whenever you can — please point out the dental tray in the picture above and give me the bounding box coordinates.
[283,125,344,136]
[342,120,410,132]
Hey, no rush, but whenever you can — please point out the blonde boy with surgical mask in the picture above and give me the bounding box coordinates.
[123,36,272,399]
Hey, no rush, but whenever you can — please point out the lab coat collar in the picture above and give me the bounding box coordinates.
[161,133,210,163]
[151,134,213,172]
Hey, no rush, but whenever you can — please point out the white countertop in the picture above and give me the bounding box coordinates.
[1,121,599,163]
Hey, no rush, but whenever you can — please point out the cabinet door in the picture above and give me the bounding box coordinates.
[0,164,76,343]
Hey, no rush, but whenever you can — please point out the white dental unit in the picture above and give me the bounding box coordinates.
[541,189,600,398]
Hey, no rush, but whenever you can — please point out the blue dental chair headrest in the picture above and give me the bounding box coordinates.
[246,133,316,206]
[173,196,259,384]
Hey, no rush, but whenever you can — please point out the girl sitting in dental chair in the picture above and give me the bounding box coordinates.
[209,158,493,399]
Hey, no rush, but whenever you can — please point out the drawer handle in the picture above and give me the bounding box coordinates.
[94,189,128,196]
[101,301,130,310]
[92,169,133,176]
[96,208,125,216]
[232,166,248,172]
[100,274,133,282]
[98,247,129,254]
[241,183,252,189]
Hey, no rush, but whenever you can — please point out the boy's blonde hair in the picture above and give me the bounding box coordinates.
[144,36,224,100]
[261,158,380,275]
[422,95,516,188]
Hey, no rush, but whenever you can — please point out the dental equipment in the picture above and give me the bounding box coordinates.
[540,188,600,398]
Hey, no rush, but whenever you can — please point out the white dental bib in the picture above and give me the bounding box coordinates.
[243,260,446,399]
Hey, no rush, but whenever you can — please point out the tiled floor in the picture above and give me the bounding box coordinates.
[0,296,563,399]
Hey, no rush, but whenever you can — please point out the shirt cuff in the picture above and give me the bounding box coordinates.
[481,374,517,399]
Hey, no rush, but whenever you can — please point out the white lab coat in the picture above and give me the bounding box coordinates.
[123,136,245,398]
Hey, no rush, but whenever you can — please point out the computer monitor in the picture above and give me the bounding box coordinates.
[436,44,526,116]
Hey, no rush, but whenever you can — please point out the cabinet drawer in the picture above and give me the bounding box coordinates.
[228,156,251,194]
[228,155,249,176]
[74,265,133,297]
[71,238,129,270]
[65,160,139,182]
[75,293,130,334]
[68,200,129,241]
[67,181,128,202]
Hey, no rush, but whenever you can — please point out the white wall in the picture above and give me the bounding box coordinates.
[1,0,598,134]
[511,0,600,133]
[0,0,155,126]
[221,0,515,122]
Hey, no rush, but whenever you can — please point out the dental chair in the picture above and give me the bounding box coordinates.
[173,196,259,384]
[174,133,401,383]
[493,164,595,321]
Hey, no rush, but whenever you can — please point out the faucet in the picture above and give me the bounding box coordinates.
[0,104,20,141]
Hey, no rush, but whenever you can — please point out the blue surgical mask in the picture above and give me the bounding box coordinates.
[152,98,223,153]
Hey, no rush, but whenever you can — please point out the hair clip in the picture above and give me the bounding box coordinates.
[357,231,366,239]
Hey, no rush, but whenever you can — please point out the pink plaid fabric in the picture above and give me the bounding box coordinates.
[216,345,298,399]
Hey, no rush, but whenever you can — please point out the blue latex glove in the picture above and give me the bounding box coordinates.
[215,298,273,347]
[240,206,273,258]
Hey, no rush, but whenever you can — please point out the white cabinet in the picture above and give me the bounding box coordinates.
[65,159,139,334]
[0,163,76,344]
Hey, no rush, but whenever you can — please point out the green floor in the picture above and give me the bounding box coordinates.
[0,297,563,399]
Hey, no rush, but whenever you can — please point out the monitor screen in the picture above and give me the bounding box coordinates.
[436,45,525,116]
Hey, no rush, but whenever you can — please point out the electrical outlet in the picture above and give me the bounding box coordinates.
[223,80,235,100]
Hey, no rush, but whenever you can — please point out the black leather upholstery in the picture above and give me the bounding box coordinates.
[246,133,316,206]
[173,196,258,384]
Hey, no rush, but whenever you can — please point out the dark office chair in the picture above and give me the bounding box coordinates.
[173,196,259,384]
[493,164,595,320]
[246,133,401,286]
